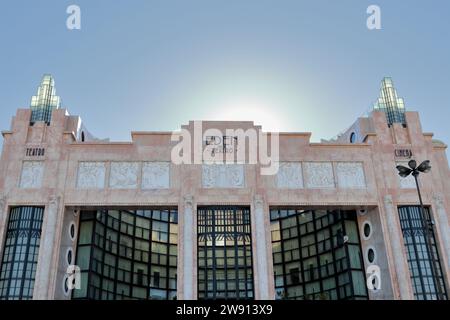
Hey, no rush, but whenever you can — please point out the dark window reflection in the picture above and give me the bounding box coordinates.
[198,207,254,300]
[0,207,44,300]
[73,209,178,300]
[398,206,447,300]
[270,209,368,300]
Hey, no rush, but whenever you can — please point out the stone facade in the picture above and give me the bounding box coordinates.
[0,107,449,300]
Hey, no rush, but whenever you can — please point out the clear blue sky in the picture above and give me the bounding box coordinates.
[1,0,449,160]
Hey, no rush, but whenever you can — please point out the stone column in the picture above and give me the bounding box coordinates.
[432,195,450,271]
[253,195,271,299]
[182,195,195,300]
[383,195,414,299]
[33,195,61,300]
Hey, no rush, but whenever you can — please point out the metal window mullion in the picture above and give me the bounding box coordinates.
[402,207,426,300]
[113,211,121,300]
[233,208,239,299]
[341,211,356,299]
[312,210,324,297]
[223,217,228,297]
[328,211,341,300]
[4,208,19,299]
[295,213,306,300]
[19,207,35,299]
[278,211,288,299]
[148,212,153,300]
[242,208,249,298]
[96,210,107,299]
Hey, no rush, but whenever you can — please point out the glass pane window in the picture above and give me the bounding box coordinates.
[73,208,178,300]
[0,207,44,300]
[398,206,447,300]
[270,208,367,300]
[197,207,254,300]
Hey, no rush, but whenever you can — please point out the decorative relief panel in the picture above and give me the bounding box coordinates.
[397,162,416,189]
[202,164,244,188]
[77,162,106,189]
[142,162,170,189]
[20,161,44,189]
[336,162,366,188]
[277,162,303,189]
[304,162,335,188]
[109,162,139,189]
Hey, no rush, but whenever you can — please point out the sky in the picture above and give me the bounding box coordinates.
[0,0,449,160]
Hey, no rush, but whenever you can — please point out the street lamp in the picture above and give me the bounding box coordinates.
[396,159,444,300]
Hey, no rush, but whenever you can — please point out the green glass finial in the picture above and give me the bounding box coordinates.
[373,77,406,125]
[30,74,61,124]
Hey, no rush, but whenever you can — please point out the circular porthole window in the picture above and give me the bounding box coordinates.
[362,221,372,240]
[63,275,70,296]
[367,247,376,264]
[350,132,356,143]
[69,222,76,241]
[66,248,73,265]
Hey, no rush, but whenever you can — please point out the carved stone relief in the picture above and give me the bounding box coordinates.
[336,162,366,188]
[304,162,335,188]
[142,162,170,189]
[276,162,303,189]
[109,162,139,189]
[20,161,44,188]
[202,164,244,188]
[77,162,106,189]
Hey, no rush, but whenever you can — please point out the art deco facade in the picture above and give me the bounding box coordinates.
[0,76,449,300]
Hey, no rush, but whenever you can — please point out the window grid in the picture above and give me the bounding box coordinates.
[197,206,254,300]
[0,207,44,300]
[398,206,447,300]
[270,209,368,300]
[73,208,178,300]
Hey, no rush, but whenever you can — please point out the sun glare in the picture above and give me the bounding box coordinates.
[212,98,285,132]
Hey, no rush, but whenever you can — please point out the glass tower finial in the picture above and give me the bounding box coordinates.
[373,77,406,125]
[30,74,61,125]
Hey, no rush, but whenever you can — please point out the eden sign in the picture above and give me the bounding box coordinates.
[395,149,412,158]
[204,135,238,155]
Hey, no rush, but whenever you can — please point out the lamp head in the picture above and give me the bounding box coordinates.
[417,160,431,173]
[396,165,413,178]
[408,159,417,170]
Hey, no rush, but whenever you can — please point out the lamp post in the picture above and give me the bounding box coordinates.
[396,159,444,300]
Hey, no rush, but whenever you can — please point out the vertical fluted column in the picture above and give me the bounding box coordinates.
[383,195,414,299]
[432,195,450,272]
[33,195,60,300]
[253,195,271,299]
[182,195,195,300]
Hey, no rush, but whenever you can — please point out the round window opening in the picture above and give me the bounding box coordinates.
[67,249,73,265]
[63,275,69,295]
[363,222,371,239]
[367,248,375,263]
[69,223,76,241]
[350,132,356,143]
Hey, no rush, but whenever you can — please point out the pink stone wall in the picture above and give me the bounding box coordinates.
[0,108,448,300]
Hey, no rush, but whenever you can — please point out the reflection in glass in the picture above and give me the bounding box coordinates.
[398,206,447,300]
[73,209,178,300]
[270,209,368,300]
[0,207,44,300]
[198,207,254,300]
